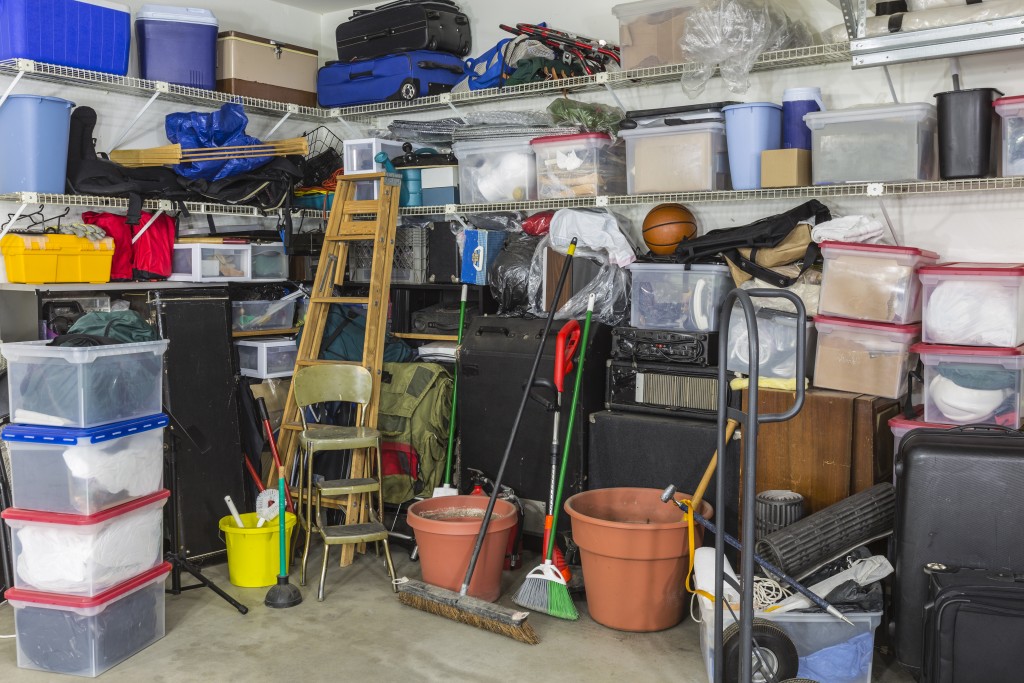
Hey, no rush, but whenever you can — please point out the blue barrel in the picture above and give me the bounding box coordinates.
[0,95,75,194]
[723,103,783,190]
[782,87,824,150]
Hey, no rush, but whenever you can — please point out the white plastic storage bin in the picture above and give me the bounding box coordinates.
[805,103,938,184]
[994,95,1024,177]
[1,490,170,596]
[2,414,168,515]
[235,337,297,379]
[628,263,733,332]
[231,300,297,333]
[620,122,729,193]
[5,562,170,678]
[530,133,627,199]
[813,316,919,399]
[249,242,288,280]
[612,0,700,71]
[700,608,883,683]
[819,241,940,324]
[913,343,1024,427]
[344,138,405,176]
[169,243,251,282]
[1,340,169,428]
[726,308,816,379]
[452,137,536,204]
[919,262,1024,347]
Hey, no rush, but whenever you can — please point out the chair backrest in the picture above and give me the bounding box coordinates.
[292,365,373,409]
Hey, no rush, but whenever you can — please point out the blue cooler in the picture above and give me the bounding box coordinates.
[136,5,218,90]
[461,229,506,286]
[0,0,131,75]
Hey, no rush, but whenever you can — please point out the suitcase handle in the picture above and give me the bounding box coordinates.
[476,325,510,337]
[417,60,465,74]
[350,69,375,79]
[946,424,1021,434]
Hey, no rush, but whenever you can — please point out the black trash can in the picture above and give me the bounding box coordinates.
[935,87,1003,180]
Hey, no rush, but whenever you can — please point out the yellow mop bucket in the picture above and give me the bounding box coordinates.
[219,511,297,588]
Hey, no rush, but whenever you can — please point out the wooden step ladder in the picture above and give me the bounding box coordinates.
[272,171,401,567]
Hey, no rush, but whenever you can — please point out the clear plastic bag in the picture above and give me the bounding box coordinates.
[679,0,815,96]
[526,235,632,326]
[489,232,541,316]
[547,99,625,136]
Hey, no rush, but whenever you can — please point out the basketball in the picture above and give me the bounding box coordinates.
[642,204,697,256]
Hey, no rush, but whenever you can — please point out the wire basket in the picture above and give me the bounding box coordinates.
[347,226,429,285]
[301,126,344,189]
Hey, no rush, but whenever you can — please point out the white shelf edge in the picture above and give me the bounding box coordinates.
[0,192,327,220]
[0,281,230,292]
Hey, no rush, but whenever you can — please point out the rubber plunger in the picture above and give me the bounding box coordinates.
[265,465,302,609]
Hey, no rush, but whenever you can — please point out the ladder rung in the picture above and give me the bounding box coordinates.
[343,200,382,214]
[339,172,386,180]
[295,359,362,368]
[325,232,377,241]
[309,296,369,305]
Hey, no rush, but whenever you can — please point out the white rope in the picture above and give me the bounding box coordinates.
[753,576,792,610]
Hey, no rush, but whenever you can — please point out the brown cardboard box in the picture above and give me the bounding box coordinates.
[761,149,812,188]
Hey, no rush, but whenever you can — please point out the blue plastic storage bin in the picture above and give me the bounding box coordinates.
[0,95,75,193]
[0,0,131,75]
[136,5,218,90]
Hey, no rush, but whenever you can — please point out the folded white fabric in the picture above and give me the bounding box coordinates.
[925,280,1018,346]
[811,215,887,245]
[929,374,1008,422]
[62,431,163,498]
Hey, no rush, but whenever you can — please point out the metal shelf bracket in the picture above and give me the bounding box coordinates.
[108,88,165,153]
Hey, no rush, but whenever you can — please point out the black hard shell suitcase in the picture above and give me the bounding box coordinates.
[336,0,471,62]
[412,301,474,334]
[922,565,1024,683]
[893,426,1024,674]
[457,316,611,517]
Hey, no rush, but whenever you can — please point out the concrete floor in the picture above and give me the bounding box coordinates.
[0,542,917,682]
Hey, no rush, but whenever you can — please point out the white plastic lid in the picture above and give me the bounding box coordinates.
[612,0,699,19]
[804,103,936,127]
[628,263,730,275]
[452,137,536,154]
[619,121,726,138]
[783,87,822,102]
[138,5,218,26]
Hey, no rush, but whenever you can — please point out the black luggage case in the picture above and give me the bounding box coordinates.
[336,0,471,62]
[458,316,611,522]
[922,565,1024,683]
[893,426,1024,674]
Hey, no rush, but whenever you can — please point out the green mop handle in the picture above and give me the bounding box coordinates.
[546,294,595,561]
[443,285,468,486]
[277,465,287,578]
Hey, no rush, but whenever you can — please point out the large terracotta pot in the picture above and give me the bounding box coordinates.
[407,495,517,602]
[565,487,712,632]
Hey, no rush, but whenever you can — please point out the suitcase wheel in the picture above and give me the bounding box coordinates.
[399,79,419,101]
[722,617,799,683]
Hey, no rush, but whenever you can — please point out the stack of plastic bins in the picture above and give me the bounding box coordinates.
[0,339,172,676]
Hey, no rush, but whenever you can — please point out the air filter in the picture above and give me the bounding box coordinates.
[755,483,895,580]
[755,490,805,541]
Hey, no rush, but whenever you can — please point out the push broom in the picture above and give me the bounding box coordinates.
[513,294,594,619]
[432,284,468,498]
[397,238,580,645]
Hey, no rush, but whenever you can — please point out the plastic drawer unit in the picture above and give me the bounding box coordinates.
[1,490,170,596]
[231,300,298,333]
[913,343,1024,427]
[2,415,168,515]
[531,133,627,199]
[805,103,938,184]
[628,263,732,332]
[813,316,920,399]
[819,241,939,324]
[170,243,251,282]
[249,243,288,280]
[452,137,536,204]
[620,122,729,193]
[5,563,170,677]
[235,337,297,379]
[1,340,169,428]
[919,262,1024,347]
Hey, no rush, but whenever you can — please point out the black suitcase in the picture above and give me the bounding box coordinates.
[426,221,459,285]
[458,316,611,526]
[336,0,471,62]
[893,426,1024,674]
[412,301,476,334]
[922,565,1024,683]
[588,410,740,540]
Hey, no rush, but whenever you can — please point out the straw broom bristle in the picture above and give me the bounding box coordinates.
[397,591,540,645]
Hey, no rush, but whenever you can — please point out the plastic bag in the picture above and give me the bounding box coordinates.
[489,232,541,315]
[523,210,555,237]
[822,0,1024,42]
[165,103,271,182]
[547,99,625,136]
[549,208,637,267]
[679,0,815,96]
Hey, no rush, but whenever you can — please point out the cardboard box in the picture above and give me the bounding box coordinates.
[761,149,811,188]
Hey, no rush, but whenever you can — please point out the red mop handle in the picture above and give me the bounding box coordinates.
[257,398,294,513]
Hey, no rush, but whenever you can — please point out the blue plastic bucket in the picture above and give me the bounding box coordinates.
[0,95,76,194]
[782,87,824,150]
[723,103,783,190]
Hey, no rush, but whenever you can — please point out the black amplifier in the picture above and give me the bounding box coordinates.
[606,359,734,419]
[611,327,718,367]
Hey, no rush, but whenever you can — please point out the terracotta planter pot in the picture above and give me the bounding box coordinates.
[565,487,712,632]
[407,495,517,602]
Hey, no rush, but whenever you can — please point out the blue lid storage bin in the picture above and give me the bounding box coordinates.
[0,0,131,75]
[0,95,75,194]
[135,5,218,90]
[2,415,168,515]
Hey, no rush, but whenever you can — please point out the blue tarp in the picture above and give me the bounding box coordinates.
[165,103,271,182]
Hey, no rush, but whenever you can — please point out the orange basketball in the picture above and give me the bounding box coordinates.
[643,204,697,256]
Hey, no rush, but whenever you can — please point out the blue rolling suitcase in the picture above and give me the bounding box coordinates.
[317,50,465,107]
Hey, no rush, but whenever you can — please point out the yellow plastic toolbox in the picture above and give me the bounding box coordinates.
[1,234,114,284]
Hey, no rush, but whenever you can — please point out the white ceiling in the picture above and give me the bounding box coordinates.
[271,0,369,14]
